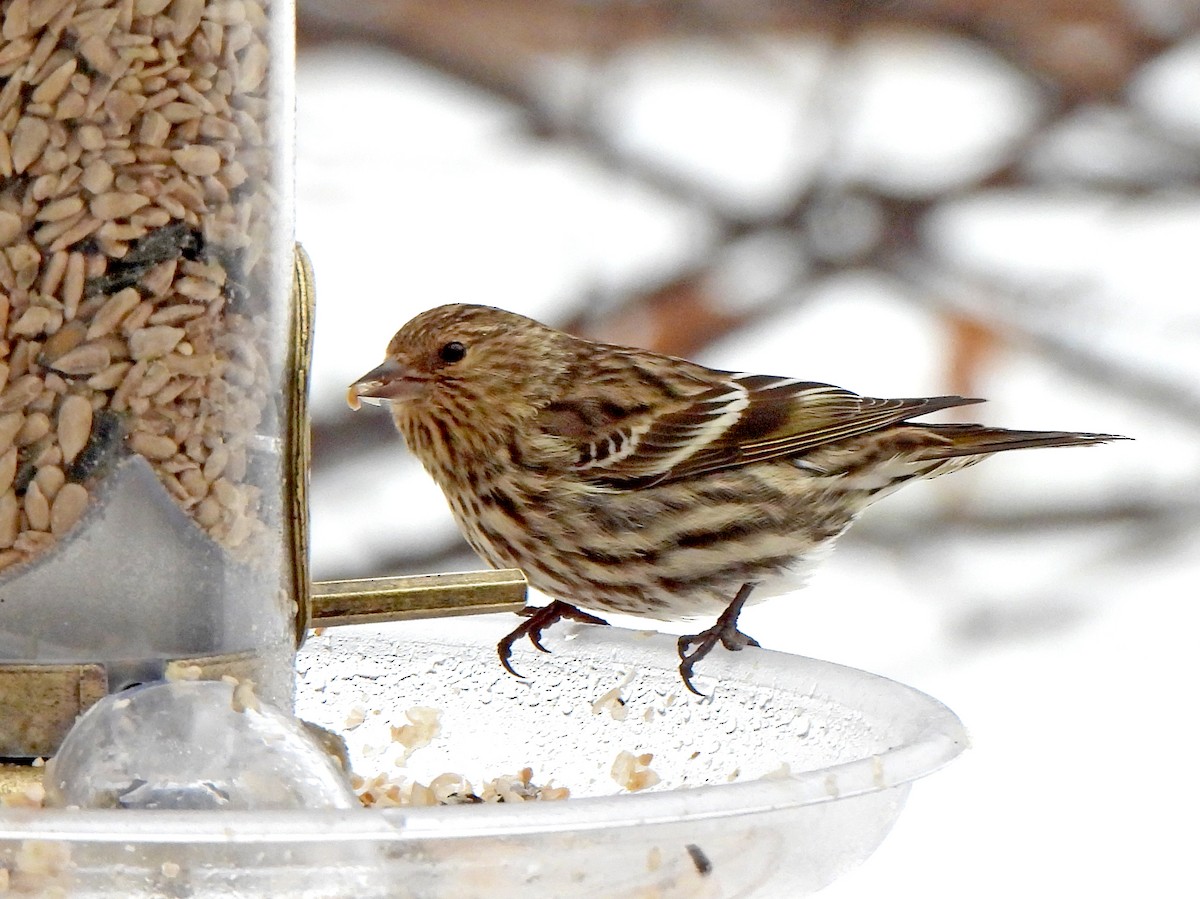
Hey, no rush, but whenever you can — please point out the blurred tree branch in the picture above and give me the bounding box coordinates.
[297,0,1198,356]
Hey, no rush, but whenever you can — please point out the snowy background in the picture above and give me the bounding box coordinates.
[294,5,1200,895]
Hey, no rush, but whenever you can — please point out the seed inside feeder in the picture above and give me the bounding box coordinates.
[0,0,287,574]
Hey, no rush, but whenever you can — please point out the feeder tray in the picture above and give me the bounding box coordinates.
[2,615,966,897]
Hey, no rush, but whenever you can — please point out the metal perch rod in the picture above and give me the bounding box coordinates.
[310,569,528,627]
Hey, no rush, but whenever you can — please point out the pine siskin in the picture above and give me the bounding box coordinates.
[349,303,1122,693]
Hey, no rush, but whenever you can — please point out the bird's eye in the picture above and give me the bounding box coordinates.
[439,341,467,364]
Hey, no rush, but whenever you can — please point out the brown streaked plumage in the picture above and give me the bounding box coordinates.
[350,303,1123,693]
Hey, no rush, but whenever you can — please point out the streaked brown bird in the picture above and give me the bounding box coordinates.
[349,304,1121,694]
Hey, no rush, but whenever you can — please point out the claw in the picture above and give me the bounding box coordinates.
[498,632,527,678]
[496,600,609,680]
[676,584,759,696]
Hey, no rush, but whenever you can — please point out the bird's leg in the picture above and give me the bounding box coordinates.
[498,600,609,678]
[677,584,760,696]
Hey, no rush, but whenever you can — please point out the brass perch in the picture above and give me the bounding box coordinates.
[309,568,527,628]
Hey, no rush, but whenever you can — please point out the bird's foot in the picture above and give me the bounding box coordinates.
[676,585,760,696]
[498,600,609,678]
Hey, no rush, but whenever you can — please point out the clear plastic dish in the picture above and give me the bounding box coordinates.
[0,616,965,897]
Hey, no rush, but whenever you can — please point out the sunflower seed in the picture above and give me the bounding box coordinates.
[49,481,88,534]
[127,429,177,460]
[56,394,93,463]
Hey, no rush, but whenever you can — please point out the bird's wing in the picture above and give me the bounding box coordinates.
[541,368,981,487]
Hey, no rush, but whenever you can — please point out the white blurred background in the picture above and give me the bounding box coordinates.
[294,3,1200,895]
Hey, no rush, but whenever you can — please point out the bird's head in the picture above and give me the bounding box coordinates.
[348,304,571,426]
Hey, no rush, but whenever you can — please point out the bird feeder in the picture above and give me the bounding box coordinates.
[0,236,526,759]
[0,0,524,762]
[0,4,965,895]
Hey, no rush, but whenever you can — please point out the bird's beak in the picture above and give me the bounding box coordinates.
[347,359,429,410]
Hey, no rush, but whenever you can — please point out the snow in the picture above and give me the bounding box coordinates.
[832,33,1044,195]
[820,535,1200,898]
[297,47,709,420]
[927,191,1200,315]
[1129,37,1200,143]
[594,37,832,217]
[699,271,950,397]
[307,446,458,578]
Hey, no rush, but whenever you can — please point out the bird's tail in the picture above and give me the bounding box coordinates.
[914,424,1127,461]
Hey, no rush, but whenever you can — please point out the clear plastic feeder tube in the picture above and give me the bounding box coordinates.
[0,0,297,725]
